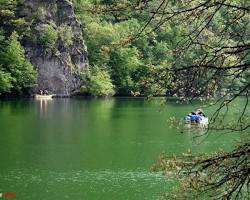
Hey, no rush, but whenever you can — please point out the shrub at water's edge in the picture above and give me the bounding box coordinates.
[85,66,115,97]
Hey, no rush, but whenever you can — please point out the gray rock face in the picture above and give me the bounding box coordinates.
[20,0,88,96]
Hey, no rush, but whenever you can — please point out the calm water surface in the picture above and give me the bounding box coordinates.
[0,98,243,199]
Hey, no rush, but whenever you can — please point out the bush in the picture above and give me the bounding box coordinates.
[58,24,73,47]
[88,66,115,97]
[37,24,58,50]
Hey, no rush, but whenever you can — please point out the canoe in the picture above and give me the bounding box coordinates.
[35,94,53,100]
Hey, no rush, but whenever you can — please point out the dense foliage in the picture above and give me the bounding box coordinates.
[73,0,249,97]
[73,0,173,96]
[0,0,37,95]
[86,66,115,97]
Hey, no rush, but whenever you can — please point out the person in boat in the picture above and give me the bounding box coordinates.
[191,112,202,122]
[195,108,206,117]
[44,90,49,95]
[185,110,203,123]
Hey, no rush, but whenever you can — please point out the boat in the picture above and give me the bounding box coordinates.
[185,115,209,125]
[184,116,209,129]
[35,94,54,100]
[199,116,209,124]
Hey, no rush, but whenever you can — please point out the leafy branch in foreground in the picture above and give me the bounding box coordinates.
[133,1,250,197]
[151,142,250,199]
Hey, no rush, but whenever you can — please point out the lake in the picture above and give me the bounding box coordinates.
[0,98,243,199]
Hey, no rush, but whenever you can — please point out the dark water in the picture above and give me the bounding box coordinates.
[0,98,243,199]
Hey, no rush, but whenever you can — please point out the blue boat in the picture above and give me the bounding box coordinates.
[185,109,208,124]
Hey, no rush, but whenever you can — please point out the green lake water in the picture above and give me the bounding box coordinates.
[0,98,244,199]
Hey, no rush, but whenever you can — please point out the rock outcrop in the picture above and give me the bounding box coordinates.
[19,0,88,96]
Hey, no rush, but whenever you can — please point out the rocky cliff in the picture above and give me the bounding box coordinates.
[19,0,88,96]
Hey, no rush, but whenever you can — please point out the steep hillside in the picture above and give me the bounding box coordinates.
[19,0,88,96]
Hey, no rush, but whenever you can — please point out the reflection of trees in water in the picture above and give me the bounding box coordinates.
[0,100,34,115]
[182,123,209,145]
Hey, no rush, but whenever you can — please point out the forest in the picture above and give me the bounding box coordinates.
[0,0,249,97]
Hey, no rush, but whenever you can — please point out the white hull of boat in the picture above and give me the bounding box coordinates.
[185,117,209,124]
[199,117,208,124]
[35,95,53,100]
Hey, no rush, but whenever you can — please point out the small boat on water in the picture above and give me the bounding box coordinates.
[184,109,209,125]
[35,94,54,100]
[185,116,209,124]
[184,116,208,129]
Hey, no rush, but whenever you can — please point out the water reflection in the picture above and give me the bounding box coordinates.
[37,99,52,114]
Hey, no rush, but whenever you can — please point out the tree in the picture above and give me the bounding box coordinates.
[0,32,37,94]
[0,0,28,37]
[0,69,13,93]
[0,30,13,93]
[87,66,115,97]
[0,0,37,95]
[131,0,250,199]
[110,47,141,94]
[152,142,249,199]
